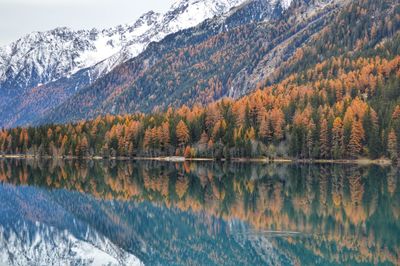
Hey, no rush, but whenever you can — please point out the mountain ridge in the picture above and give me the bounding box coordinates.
[43,0,344,124]
[1,0,398,129]
[0,0,254,127]
[0,0,249,91]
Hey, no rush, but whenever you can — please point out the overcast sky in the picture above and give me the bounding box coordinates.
[0,0,174,46]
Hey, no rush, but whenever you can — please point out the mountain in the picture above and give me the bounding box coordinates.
[1,0,399,128]
[0,178,294,266]
[50,0,397,127]
[43,0,345,124]
[2,0,399,161]
[0,221,142,266]
[0,0,247,91]
[0,184,143,266]
[0,0,248,128]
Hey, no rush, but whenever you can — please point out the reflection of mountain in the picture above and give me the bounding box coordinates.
[0,185,142,266]
[0,176,293,265]
[0,221,140,266]
[0,160,399,265]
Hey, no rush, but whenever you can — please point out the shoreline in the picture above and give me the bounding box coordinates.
[0,154,392,166]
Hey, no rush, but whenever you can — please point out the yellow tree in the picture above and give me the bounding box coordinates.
[143,128,153,150]
[270,108,285,141]
[176,120,190,147]
[19,129,29,153]
[258,114,272,141]
[205,103,222,132]
[160,122,170,149]
[348,119,364,158]
[245,127,256,141]
[332,117,344,159]
[183,146,192,158]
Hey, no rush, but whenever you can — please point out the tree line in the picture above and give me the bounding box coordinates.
[1,54,400,161]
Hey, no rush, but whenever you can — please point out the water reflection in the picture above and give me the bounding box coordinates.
[0,159,399,265]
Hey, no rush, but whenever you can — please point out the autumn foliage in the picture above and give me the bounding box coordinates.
[1,53,400,160]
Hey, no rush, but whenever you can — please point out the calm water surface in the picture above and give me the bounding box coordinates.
[0,159,398,265]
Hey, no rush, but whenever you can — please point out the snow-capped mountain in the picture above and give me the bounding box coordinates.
[0,183,144,266]
[0,0,248,94]
[0,0,302,128]
[0,221,142,266]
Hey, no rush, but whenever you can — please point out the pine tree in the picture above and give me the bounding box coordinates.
[258,115,272,142]
[199,131,209,146]
[306,128,314,159]
[319,119,330,159]
[388,129,398,162]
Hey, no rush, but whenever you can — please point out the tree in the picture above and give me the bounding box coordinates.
[199,131,209,146]
[176,120,190,147]
[332,117,344,159]
[259,115,272,142]
[319,119,330,159]
[184,146,192,158]
[76,136,89,157]
[207,139,214,157]
[348,120,364,158]
[306,128,314,159]
[143,128,153,150]
[245,127,256,141]
[388,129,398,162]
[19,129,29,153]
[364,109,381,158]
[270,109,285,141]
[160,122,170,150]
[205,103,222,132]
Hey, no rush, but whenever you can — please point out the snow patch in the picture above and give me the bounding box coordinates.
[0,221,143,266]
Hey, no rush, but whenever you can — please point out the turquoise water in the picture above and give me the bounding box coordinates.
[0,159,398,265]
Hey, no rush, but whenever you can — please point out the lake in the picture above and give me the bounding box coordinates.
[0,159,398,265]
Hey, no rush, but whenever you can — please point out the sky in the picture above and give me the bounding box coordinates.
[0,0,174,46]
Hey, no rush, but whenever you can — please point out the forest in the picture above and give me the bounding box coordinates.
[1,38,400,162]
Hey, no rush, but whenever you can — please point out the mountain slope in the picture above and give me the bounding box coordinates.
[0,0,247,91]
[2,0,399,127]
[44,0,347,124]
[0,185,142,266]
[0,0,248,128]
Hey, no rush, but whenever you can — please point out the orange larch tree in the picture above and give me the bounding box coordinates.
[176,120,190,147]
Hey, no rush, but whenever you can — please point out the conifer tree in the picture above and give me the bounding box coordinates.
[319,119,330,159]
[348,120,364,158]
[332,117,344,159]
[176,120,190,147]
[388,129,398,162]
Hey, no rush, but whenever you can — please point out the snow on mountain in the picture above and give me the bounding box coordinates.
[0,221,143,266]
[0,0,255,92]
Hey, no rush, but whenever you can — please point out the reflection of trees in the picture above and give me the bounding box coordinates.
[0,159,399,264]
[344,169,367,224]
